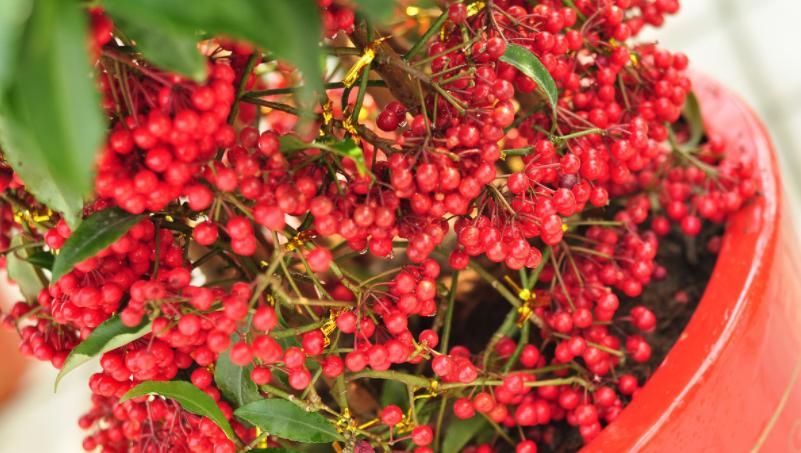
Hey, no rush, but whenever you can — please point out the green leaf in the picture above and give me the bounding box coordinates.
[0,0,105,227]
[113,15,207,81]
[249,449,301,453]
[51,207,142,283]
[55,315,151,390]
[235,399,342,443]
[330,138,367,176]
[354,0,396,24]
[683,91,703,148]
[102,0,323,103]
[279,134,311,153]
[122,380,237,441]
[0,0,30,91]
[22,250,54,270]
[380,379,408,410]
[6,235,46,302]
[214,345,262,409]
[499,44,559,113]
[442,415,490,453]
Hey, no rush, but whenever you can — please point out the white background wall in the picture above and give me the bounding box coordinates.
[642,0,801,209]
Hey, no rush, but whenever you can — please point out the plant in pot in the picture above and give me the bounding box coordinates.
[1,0,798,452]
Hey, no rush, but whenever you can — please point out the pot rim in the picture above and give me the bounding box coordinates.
[583,73,781,451]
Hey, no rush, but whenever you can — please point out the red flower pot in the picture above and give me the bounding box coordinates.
[583,75,801,452]
[0,283,28,405]
[0,326,26,404]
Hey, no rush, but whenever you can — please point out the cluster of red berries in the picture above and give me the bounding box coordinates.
[331,260,444,375]
[0,1,759,452]
[652,137,757,236]
[0,165,24,259]
[319,0,356,37]
[96,60,238,215]
[79,394,235,453]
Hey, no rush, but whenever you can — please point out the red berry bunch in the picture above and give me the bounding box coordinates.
[80,393,237,453]
[0,2,759,452]
[319,0,356,37]
[95,60,238,215]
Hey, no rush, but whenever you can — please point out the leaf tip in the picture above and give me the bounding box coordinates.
[191,66,209,83]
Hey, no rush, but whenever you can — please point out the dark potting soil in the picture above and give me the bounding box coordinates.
[452,225,722,453]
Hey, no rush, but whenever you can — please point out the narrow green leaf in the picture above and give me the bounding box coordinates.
[250,449,301,453]
[279,134,311,153]
[102,0,322,103]
[214,343,262,409]
[51,208,142,283]
[331,138,367,176]
[380,380,408,410]
[6,235,46,302]
[55,315,150,390]
[683,91,703,148]
[22,250,54,270]
[235,399,342,443]
[113,16,207,81]
[499,44,559,113]
[0,0,105,227]
[354,0,396,24]
[0,0,30,91]
[122,380,237,441]
[442,415,490,453]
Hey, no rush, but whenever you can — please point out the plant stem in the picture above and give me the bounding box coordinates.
[527,246,552,290]
[434,396,449,448]
[404,10,450,60]
[551,332,624,357]
[0,241,44,256]
[550,249,576,311]
[553,127,605,143]
[503,146,534,156]
[567,245,614,260]
[243,80,388,98]
[350,60,373,125]
[503,321,529,372]
[239,98,318,119]
[561,0,587,20]
[271,319,327,339]
[347,370,430,388]
[481,413,516,446]
[439,271,460,354]
[101,49,173,86]
[413,34,480,66]
[228,52,259,124]
[359,266,403,288]
[483,308,518,370]
[567,219,623,227]
[469,261,520,307]
[439,375,592,391]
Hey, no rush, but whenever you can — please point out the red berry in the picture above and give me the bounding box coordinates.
[411,426,433,446]
[301,330,326,355]
[380,405,404,426]
[251,367,272,385]
[453,398,475,419]
[376,111,400,132]
[306,247,333,273]
[230,342,253,366]
[288,367,312,390]
[516,440,538,453]
[253,306,278,332]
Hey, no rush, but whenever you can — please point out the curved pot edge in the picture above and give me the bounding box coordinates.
[582,73,793,452]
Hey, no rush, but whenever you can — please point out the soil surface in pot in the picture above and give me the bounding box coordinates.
[453,225,722,453]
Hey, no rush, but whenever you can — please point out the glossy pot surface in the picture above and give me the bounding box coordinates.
[0,281,27,405]
[583,75,801,453]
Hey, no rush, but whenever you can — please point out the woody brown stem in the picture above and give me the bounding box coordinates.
[349,25,428,111]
